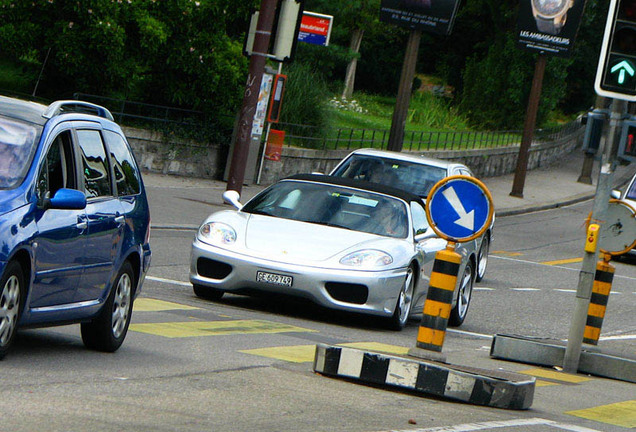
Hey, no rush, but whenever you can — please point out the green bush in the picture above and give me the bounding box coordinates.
[279,62,331,135]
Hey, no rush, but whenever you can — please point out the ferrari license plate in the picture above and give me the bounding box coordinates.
[256,271,293,287]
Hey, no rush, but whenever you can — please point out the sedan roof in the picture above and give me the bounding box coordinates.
[284,173,426,207]
[343,148,468,171]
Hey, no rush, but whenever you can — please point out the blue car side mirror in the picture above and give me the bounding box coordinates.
[48,188,87,210]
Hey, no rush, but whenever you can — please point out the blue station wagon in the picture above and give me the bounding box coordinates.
[0,96,151,359]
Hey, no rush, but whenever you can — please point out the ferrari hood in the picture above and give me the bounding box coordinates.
[243,214,386,262]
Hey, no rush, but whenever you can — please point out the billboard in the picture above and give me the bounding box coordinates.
[517,0,587,57]
[380,0,462,35]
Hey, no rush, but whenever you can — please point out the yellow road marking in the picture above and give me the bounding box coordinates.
[566,400,636,428]
[133,298,200,312]
[518,368,591,383]
[240,345,317,363]
[491,251,522,257]
[242,342,410,363]
[535,380,559,387]
[130,320,315,338]
[541,257,583,266]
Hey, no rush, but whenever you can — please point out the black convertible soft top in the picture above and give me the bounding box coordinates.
[284,173,426,207]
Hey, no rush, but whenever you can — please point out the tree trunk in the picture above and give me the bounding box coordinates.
[341,28,364,100]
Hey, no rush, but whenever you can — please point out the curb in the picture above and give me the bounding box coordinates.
[313,344,536,410]
[490,334,636,384]
[496,168,634,217]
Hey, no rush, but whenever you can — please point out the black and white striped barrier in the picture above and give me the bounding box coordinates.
[313,344,535,410]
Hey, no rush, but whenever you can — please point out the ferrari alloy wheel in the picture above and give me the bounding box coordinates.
[449,260,474,327]
[388,265,415,330]
[475,234,490,282]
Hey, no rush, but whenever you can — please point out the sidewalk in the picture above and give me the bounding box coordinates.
[144,150,635,229]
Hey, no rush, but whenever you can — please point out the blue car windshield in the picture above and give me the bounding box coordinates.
[0,116,40,189]
[242,180,409,238]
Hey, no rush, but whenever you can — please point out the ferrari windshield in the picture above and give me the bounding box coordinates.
[0,116,40,189]
[330,154,447,198]
[242,180,409,238]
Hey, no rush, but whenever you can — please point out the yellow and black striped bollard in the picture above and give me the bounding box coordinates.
[583,258,615,346]
[415,245,461,353]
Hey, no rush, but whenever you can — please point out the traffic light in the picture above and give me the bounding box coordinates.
[618,117,636,161]
[595,0,636,101]
[582,110,607,154]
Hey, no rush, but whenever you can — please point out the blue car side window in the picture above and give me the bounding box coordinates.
[76,129,112,199]
[37,131,76,200]
[103,130,141,196]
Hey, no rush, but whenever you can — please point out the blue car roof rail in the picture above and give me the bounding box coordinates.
[43,100,114,121]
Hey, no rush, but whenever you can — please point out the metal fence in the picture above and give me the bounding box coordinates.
[71,92,582,152]
[73,93,234,129]
[274,120,582,152]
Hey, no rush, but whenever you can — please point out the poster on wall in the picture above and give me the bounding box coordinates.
[517,0,587,57]
[380,0,462,35]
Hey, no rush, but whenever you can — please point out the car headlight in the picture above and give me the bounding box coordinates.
[340,249,393,268]
[198,222,236,245]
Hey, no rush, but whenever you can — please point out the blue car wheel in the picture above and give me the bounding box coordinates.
[0,261,24,360]
[81,261,134,352]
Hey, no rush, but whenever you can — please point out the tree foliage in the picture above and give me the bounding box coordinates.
[0,0,257,115]
[0,0,608,130]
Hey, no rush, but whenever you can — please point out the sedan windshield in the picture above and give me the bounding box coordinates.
[242,180,409,238]
[0,116,40,189]
[331,154,447,198]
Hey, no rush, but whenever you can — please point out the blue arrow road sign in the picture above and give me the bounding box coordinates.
[427,177,493,242]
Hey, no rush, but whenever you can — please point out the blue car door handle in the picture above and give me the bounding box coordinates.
[115,215,125,225]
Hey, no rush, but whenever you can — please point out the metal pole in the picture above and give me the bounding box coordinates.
[226,0,277,194]
[387,30,421,152]
[563,98,625,373]
[511,54,547,198]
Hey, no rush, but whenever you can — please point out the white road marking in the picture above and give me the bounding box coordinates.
[379,417,601,432]
[146,275,191,287]
[492,255,636,282]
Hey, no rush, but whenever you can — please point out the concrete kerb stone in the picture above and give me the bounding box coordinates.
[490,334,636,384]
[312,343,536,410]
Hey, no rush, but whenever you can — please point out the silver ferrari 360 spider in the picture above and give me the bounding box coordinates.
[190,174,477,329]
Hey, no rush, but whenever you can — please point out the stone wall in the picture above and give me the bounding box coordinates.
[123,125,584,185]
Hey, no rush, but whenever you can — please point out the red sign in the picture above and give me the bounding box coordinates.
[298,12,333,46]
[301,15,330,36]
[265,130,285,161]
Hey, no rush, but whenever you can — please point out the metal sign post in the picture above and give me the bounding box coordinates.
[563,98,627,373]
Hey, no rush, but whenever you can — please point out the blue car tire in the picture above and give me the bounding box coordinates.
[81,261,134,352]
[0,261,24,360]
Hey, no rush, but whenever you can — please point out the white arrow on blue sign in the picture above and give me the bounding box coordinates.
[427,176,493,242]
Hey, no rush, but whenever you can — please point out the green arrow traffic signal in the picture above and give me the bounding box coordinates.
[611,60,636,84]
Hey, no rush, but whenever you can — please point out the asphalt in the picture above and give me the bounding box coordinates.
[144,149,635,230]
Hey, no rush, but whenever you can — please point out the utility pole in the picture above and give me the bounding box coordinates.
[387,30,421,152]
[510,54,546,198]
[226,0,277,194]
[563,99,625,373]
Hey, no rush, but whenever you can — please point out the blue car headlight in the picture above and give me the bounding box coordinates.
[340,249,393,268]
[198,222,237,246]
